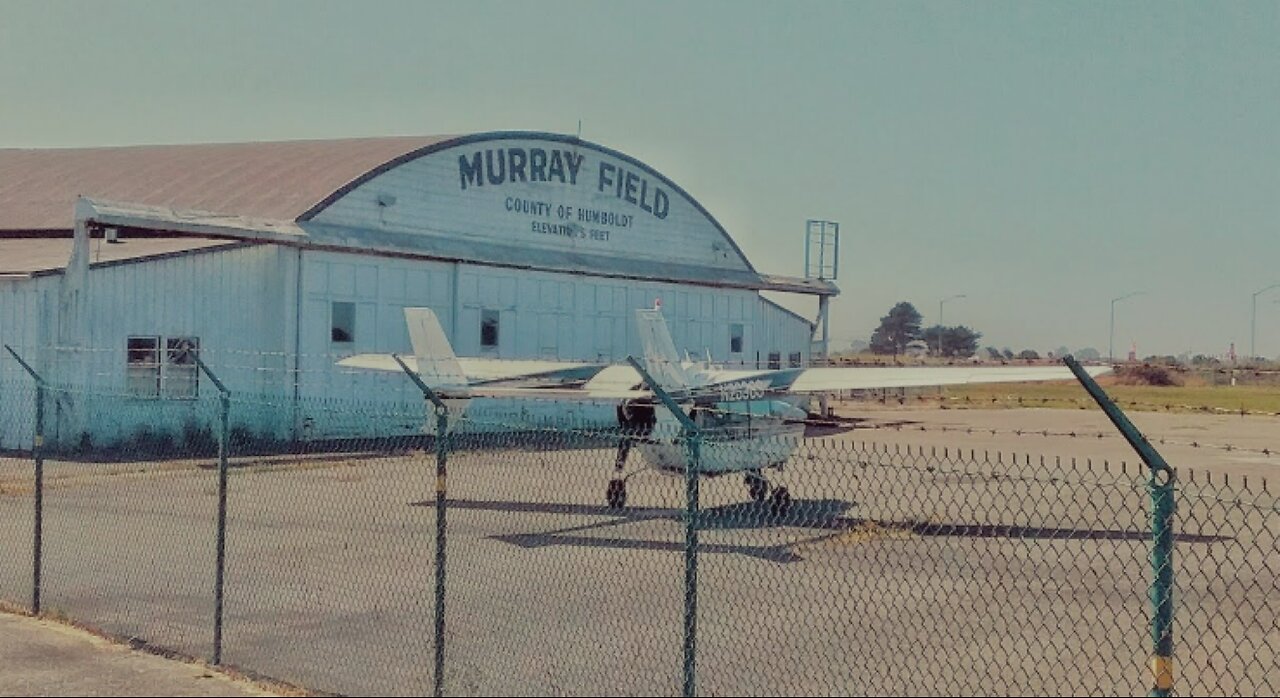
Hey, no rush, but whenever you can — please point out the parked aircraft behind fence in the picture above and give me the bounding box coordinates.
[338,305,1110,514]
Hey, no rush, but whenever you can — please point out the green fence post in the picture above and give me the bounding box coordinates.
[393,354,450,698]
[432,402,449,698]
[1148,469,1175,697]
[195,356,231,666]
[626,357,700,697]
[1065,356,1175,696]
[681,431,701,698]
[5,345,46,615]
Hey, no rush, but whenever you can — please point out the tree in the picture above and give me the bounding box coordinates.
[1056,346,1071,359]
[923,325,983,358]
[869,302,923,358]
[1018,349,1041,361]
[921,325,945,356]
[1075,347,1101,361]
[986,346,1002,361]
[1002,348,1015,361]
[944,326,982,358]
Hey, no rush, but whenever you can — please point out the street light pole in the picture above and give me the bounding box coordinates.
[1110,292,1144,363]
[938,294,966,357]
[1251,284,1280,362]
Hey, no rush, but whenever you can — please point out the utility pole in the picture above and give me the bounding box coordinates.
[1251,284,1280,362]
[1110,292,1144,363]
[938,294,965,357]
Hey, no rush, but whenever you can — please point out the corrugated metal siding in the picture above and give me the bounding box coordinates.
[290,250,453,437]
[754,297,814,369]
[3,250,814,446]
[299,250,787,363]
[0,276,56,449]
[0,245,293,448]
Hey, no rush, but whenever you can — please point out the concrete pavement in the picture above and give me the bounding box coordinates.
[0,611,278,697]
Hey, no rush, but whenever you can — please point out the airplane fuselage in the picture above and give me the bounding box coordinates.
[625,398,808,476]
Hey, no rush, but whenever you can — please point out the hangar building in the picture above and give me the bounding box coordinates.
[0,132,837,449]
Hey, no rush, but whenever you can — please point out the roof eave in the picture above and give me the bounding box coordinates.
[75,197,841,299]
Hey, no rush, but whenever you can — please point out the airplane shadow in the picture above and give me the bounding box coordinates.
[412,497,1229,564]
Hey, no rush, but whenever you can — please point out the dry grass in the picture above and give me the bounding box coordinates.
[940,379,1280,415]
[793,521,914,553]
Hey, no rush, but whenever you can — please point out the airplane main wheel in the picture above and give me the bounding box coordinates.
[607,479,627,509]
[746,475,768,502]
[769,487,792,519]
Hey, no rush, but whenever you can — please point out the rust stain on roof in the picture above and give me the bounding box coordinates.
[0,136,456,231]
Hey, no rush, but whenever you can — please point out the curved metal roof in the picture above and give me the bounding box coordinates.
[1,134,840,296]
[0,136,455,231]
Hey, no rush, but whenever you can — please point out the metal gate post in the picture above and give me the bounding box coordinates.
[195,355,231,665]
[393,355,451,698]
[626,357,701,697]
[1065,356,1175,696]
[3,345,44,612]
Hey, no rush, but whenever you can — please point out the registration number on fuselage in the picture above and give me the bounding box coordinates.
[715,379,770,402]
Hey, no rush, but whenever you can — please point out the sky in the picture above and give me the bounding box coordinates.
[2,1,1278,358]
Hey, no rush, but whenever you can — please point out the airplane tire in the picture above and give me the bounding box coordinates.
[607,479,627,509]
[769,487,792,519]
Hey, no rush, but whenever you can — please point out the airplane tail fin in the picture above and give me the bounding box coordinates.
[635,306,692,392]
[404,307,468,391]
[404,307,470,434]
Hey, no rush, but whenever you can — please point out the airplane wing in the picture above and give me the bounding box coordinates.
[782,364,1110,393]
[579,362,1110,400]
[336,306,1110,401]
[338,353,607,388]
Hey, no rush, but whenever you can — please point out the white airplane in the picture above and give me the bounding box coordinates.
[338,305,1110,516]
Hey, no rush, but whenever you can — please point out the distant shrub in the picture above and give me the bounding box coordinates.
[1115,364,1182,387]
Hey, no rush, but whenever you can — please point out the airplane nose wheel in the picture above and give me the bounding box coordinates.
[607,437,633,509]
[745,470,791,518]
[745,471,769,502]
[769,486,792,519]
[606,479,627,509]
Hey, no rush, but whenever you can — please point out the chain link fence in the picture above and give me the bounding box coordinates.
[0,374,1276,695]
[1177,473,1280,694]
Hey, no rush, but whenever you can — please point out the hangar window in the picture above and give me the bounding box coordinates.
[126,336,200,399]
[480,309,500,349]
[331,302,355,344]
[789,352,803,368]
[165,338,200,399]
[729,324,744,354]
[768,352,782,370]
[127,336,161,398]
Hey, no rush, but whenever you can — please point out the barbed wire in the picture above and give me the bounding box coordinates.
[6,374,1279,461]
[1178,490,1280,512]
[842,419,1280,460]
[835,391,1280,417]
